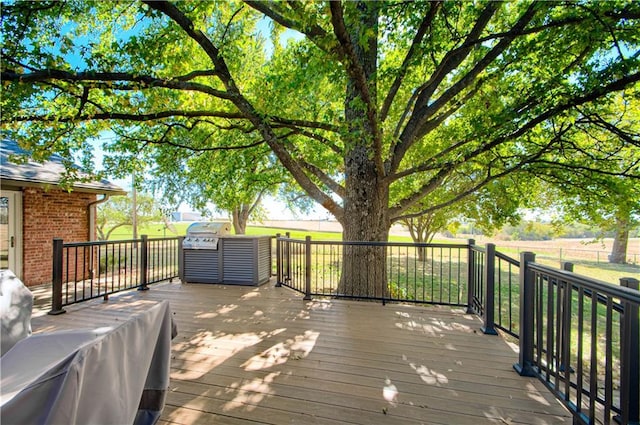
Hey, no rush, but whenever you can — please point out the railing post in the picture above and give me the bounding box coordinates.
[304,236,312,300]
[48,238,66,315]
[559,262,573,374]
[178,236,184,284]
[138,234,149,291]
[275,233,282,287]
[466,239,476,314]
[285,232,291,284]
[514,251,536,376]
[617,277,639,425]
[482,243,498,335]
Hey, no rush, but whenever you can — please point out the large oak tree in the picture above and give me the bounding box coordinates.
[2,1,639,295]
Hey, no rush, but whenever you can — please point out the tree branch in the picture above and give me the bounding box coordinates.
[389,1,502,172]
[390,140,555,222]
[174,69,219,81]
[243,1,338,54]
[409,3,541,160]
[270,116,341,133]
[145,0,344,222]
[380,1,441,122]
[532,159,640,179]
[389,71,640,217]
[276,127,342,155]
[122,131,266,153]
[1,69,233,100]
[9,110,246,123]
[388,8,591,143]
[300,161,346,198]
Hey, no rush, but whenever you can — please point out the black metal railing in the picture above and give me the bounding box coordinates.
[514,253,639,425]
[493,250,521,337]
[470,243,522,338]
[275,236,639,424]
[49,235,180,314]
[49,231,639,423]
[276,234,471,305]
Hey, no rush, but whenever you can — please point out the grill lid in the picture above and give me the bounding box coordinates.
[183,222,231,249]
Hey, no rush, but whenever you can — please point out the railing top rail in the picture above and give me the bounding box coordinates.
[529,262,640,304]
[496,251,519,266]
[145,236,182,242]
[63,239,143,247]
[276,237,469,249]
[63,236,180,248]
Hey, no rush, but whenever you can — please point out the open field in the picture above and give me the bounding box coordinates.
[109,220,638,286]
[249,222,638,285]
[471,237,639,285]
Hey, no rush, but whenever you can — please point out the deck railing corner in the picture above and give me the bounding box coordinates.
[514,251,536,377]
[618,276,639,425]
[481,243,498,335]
[466,238,476,314]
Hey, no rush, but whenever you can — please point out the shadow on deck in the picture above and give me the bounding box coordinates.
[30,280,571,424]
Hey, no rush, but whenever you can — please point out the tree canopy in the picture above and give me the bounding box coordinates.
[2,1,639,292]
[143,129,299,234]
[534,89,640,262]
[96,192,163,240]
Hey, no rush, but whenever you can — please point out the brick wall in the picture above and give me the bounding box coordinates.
[22,187,95,286]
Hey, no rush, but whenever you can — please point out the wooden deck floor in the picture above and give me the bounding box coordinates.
[30,281,571,424]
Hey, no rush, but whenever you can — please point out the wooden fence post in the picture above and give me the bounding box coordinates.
[138,234,149,291]
[514,252,536,376]
[48,238,66,315]
[618,277,639,425]
[482,243,497,335]
[304,236,312,300]
[466,239,476,314]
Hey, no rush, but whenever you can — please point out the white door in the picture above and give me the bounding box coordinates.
[0,190,22,279]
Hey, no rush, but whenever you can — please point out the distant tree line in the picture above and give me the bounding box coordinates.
[451,221,640,242]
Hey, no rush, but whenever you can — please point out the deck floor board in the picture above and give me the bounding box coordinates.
[30,280,571,424]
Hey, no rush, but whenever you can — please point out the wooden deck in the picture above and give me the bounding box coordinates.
[30,280,571,424]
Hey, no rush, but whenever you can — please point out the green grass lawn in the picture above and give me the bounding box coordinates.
[108,222,635,286]
[110,223,416,242]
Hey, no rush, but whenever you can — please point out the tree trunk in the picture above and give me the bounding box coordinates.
[609,212,630,264]
[335,1,385,298]
[338,149,390,298]
[402,215,438,262]
[232,204,249,235]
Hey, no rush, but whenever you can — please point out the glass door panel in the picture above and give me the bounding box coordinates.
[0,196,8,269]
[0,190,20,276]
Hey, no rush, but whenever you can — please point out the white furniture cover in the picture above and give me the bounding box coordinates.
[1,300,174,425]
[0,270,33,356]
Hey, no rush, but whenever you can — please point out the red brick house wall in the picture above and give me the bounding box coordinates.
[22,187,95,286]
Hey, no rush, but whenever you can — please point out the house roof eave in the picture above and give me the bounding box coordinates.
[1,140,127,196]
[0,178,127,196]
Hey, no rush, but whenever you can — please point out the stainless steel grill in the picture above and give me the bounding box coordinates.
[181,227,271,285]
[182,222,231,250]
